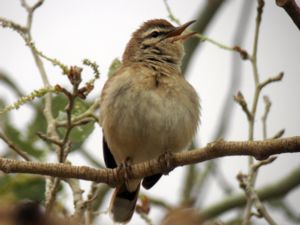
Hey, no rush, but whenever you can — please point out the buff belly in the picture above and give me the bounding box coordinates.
[102,74,199,166]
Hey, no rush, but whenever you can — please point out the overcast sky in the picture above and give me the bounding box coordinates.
[1,1,300,224]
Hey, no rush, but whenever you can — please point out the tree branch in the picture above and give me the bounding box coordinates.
[0,132,31,161]
[200,164,300,221]
[181,0,226,73]
[0,137,299,186]
[276,0,300,30]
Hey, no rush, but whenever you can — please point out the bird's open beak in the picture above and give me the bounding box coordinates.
[166,20,197,42]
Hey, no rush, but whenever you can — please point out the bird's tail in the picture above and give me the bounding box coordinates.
[109,183,140,223]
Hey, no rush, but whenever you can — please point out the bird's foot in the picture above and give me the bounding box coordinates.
[207,138,225,148]
[117,157,133,181]
[158,151,175,175]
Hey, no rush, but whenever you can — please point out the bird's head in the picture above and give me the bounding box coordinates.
[123,19,196,68]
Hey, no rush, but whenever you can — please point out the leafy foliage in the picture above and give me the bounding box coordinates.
[0,175,45,204]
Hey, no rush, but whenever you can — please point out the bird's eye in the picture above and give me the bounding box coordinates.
[149,31,160,38]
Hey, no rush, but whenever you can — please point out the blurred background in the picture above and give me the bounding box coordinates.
[0,0,300,224]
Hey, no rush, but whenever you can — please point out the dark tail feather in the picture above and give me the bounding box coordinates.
[109,184,140,223]
[142,173,162,189]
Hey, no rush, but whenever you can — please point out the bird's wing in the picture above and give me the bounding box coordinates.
[102,134,117,168]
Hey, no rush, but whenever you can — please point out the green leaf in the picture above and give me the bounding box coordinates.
[69,99,95,148]
[55,97,95,151]
[0,175,45,202]
[69,121,95,149]
[52,94,68,117]
[4,122,45,158]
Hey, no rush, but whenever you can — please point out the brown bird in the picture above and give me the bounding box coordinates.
[100,19,200,223]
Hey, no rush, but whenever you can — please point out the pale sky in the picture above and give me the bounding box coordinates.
[0,1,300,224]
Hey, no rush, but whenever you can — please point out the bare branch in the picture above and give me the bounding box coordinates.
[20,0,44,31]
[0,132,31,161]
[0,136,300,185]
[0,17,27,34]
[250,0,265,85]
[262,96,272,139]
[45,177,60,212]
[200,164,300,221]
[37,132,62,146]
[276,0,300,29]
[66,178,85,223]
[253,197,278,225]
[259,72,284,90]
[234,91,252,121]
[239,157,278,225]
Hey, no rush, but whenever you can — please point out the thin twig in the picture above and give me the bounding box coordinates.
[0,17,27,34]
[262,96,271,139]
[181,0,225,73]
[250,0,265,85]
[251,191,278,225]
[0,132,31,161]
[163,0,181,25]
[45,177,60,212]
[239,157,278,225]
[234,91,252,121]
[0,86,56,116]
[270,129,285,139]
[37,132,62,146]
[242,0,280,222]
[27,41,69,74]
[200,164,300,221]
[19,0,61,212]
[56,96,101,127]
[259,72,284,90]
[163,0,242,55]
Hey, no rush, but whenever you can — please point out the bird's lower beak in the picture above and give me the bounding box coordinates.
[166,20,197,42]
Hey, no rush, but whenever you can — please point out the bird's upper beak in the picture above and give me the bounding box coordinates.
[166,20,197,42]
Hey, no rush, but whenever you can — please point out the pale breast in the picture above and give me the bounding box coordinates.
[101,66,200,165]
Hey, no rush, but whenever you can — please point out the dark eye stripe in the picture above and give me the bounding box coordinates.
[145,31,167,39]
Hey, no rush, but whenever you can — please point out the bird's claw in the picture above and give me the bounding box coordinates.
[158,151,175,175]
[117,157,133,181]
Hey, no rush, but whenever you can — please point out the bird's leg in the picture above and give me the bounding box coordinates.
[157,151,175,175]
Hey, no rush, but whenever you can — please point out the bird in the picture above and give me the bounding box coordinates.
[99,19,200,223]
